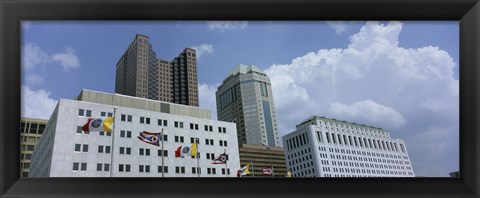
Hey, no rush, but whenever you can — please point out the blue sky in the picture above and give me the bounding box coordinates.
[21,21,459,177]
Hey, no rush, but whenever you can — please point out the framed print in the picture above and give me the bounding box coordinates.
[1,0,479,197]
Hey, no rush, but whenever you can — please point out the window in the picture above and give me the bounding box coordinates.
[77,126,83,134]
[121,114,126,121]
[101,112,106,117]
[78,109,85,116]
[97,163,102,171]
[98,145,104,153]
[86,110,91,117]
[158,166,168,173]
[126,164,131,172]
[146,118,150,124]
[120,147,131,155]
[119,164,124,172]
[73,162,79,171]
[175,166,186,174]
[158,150,168,157]
[127,115,132,122]
[127,131,131,138]
[74,144,81,152]
[140,148,150,156]
[140,117,145,123]
[105,146,111,154]
[80,163,87,171]
[104,164,110,171]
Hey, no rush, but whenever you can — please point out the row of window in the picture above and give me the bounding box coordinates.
[75,128,228,146]
[317,131,406,153]
[317,120,389,138]
[286,133,309,150]
[70,163,231,175]
[120,113,228,134]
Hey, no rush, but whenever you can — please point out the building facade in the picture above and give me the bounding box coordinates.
[115,34,199,106]
[29,89,239,177]
[216,64,280,147]
[283,116,415,177]
[238,144,287,177]
[20,117,47,177]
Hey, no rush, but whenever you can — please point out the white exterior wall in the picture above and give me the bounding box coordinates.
[30,98,240,177]
[282,117,415,178]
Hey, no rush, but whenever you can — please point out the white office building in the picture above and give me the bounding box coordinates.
[29,89,239,177]
[283,116,415,178]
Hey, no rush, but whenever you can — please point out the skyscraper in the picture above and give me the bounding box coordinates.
[216,64,280,147]
[115,34,198,106]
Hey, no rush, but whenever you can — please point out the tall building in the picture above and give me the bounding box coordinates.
[283,115,415,177]
[216,64,280,147]
[239,144,287,177]
[20,117,47,177]
[115,34,199,106]
[29,89,239,177]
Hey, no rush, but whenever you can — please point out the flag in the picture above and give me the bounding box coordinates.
[137,131,162,146]
[175,145,190,158]
[262,167,273,175]
[211,153,227,164]
[286,171,292,177]
[190,143,197,157]
[237,164,250,177]
[82,117,113,133]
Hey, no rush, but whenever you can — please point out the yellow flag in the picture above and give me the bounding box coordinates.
[102,117,114,132]
[190,143,197,157]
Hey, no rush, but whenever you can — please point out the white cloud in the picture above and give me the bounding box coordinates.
[21,85,58,120]
[198,83,219,120]
[52,47,81,69]
[25,73,45,86]
[329,100,407,128]
[206,21,248,32]
[327,21,348,34]
[22,43,81,86]
[191,44,214,58]
[22,42,49,71]
[264,21,458,176]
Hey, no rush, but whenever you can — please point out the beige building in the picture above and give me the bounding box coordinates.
[238,144,287,177]
[115,34,199,107]
[216,64,280,147]
[20,117,47,177]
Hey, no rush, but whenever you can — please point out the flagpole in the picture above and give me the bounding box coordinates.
[272,165,275,177]
[224,149,227,178]
[161,128,164,178]
[251,160,254,177]
[196,138,200,177]
[110,107,117,177]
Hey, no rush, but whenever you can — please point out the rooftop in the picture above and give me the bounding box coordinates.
[225,64,265,78]
[75,89,211,119]
[296,115,387,132]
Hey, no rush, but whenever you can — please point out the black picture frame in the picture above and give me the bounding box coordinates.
[1,0,479,197]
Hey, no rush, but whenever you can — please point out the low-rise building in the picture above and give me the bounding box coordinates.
[238,144,287,177]
[29,89,240,177]
[20,117,48,177]
[283,115,415,177]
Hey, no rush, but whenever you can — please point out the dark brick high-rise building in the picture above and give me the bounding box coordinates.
[115,34,199,106]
